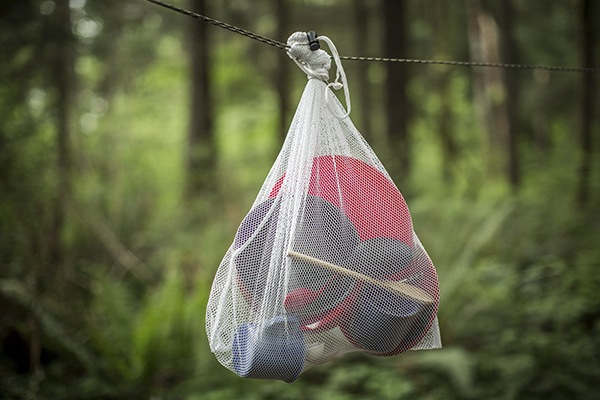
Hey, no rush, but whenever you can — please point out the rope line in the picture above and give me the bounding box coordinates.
[145,0,288,50]
[338,56,600,73]
[145,0,600,74]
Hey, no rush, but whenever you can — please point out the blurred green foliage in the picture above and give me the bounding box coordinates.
[1,0,599,399]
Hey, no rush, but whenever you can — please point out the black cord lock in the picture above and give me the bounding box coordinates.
[307,31,320,51]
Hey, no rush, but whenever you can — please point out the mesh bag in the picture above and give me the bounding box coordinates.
[206,32,441,383]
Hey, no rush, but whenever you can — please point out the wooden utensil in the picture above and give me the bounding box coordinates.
[288,251,433,304]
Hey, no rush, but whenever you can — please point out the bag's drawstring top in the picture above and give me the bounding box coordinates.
[287,32,351,119]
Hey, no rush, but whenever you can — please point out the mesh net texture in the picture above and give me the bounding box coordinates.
[206,32,441,383]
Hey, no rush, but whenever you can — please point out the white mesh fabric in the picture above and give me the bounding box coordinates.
[206,32,441,383]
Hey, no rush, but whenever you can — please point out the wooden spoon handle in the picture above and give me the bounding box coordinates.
[288,251,434,304]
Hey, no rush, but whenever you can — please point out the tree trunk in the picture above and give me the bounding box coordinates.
[187,0,215,198]
[438,70,456,181]
[577,0,596,205]
[499,0,520,189]
[52,0,74,279]
[383,0,410,182]
[352,0,372,138]
[531,72,550,159]
[466,0,513,185]
[29,0,76,375]
[432,0,457,181]
[273,0,290,145]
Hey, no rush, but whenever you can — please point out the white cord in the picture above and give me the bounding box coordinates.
[318,35,351,120]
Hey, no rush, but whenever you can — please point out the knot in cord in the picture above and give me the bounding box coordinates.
[286,32,331,81]
[287,32,351,119]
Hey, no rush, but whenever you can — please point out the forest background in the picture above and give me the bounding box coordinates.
[1,0,599,399]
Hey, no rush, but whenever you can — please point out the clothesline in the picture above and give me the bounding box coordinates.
[144,0,600,74]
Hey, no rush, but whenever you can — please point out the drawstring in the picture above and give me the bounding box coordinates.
[286,32,351,120]
[318,35,351,120]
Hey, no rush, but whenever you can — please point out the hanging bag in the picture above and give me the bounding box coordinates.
[206,32,441,383]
